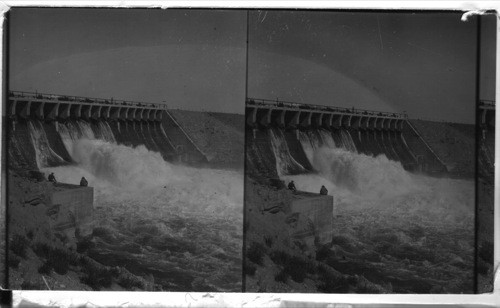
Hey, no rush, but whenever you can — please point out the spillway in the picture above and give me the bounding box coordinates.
[245,98,447,178]
[7,91,208,170]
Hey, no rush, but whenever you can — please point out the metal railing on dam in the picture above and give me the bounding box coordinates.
[246,98,408,131]
[8,90,167,121]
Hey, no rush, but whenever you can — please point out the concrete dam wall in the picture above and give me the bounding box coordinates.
[245,98,447,179]
[7,91,207,170]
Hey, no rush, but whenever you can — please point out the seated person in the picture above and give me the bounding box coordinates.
[48,172,57,183]
[80,177,88,187]
[320,185,328,195]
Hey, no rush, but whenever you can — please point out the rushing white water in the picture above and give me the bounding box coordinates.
[317,129,336,148]
[340,130,358,153]
[97,121,116,143]
[269,128,306,176]
[277,143,474,292]
[45,139,243,217]
[39,125,243,291]
[265,125,473,292]
[27,121,67,168]
[58,120,117,159]
[297,131,316,163]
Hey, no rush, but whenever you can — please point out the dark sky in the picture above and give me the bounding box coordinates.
[248,11,497,124]
[9,9,496,122]
[9,8,247,113]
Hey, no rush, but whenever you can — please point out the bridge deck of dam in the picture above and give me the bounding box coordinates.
[8,90,167,122]
[9,90,165,109]
[246,98,407,130]
[247,98,406,119]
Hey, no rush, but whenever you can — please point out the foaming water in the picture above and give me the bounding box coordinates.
[280,146,474,293]
[312,147,415,200]
[298,131,318,163]
[340,130,358,152]
[269,128,306,176]
[58,120,115,156]
[44,138,243,291]
[317,130,336,148]
[96,121,116,143]
[27,120,67,168]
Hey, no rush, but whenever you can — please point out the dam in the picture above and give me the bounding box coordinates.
[246,98,447,179]
[244,98,476,293]
[7,90,207,170]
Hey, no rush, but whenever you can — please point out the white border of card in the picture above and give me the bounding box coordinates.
[1,1,499,307]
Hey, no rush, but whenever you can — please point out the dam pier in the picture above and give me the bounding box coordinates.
[7,91,207,166]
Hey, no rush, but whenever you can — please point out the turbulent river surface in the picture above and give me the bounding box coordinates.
[28,120,243,291]
[272,128,475,293]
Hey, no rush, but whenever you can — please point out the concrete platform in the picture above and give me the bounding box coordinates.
[289,191,334,245]
[48,183,94,241]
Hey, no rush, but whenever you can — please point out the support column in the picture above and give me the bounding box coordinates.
[322,113,333,128]
[59,104,71,120]
[332,114,343,129]
[300,111,312,127]
[9,100,17,118]
[20,101,31,119]
[91,105,102,119]
[312,113,323,127]
[35,102,45,120]
[259,108,272,127]
[276,110,286,127]
[74,104,82,118]
[82,105,91,119]
[47,103,59,121]
[341,114,352,128]
[288,110,301,128]
[246,107,257,127]
[120,107,129,120]
[111,106,121,120]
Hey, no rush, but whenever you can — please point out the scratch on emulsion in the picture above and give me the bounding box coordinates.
[376,16,384,50]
